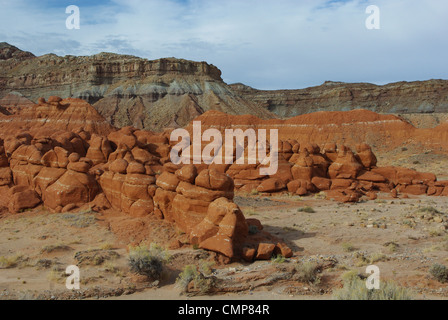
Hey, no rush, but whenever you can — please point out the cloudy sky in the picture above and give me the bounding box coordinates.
[0,0,447,89]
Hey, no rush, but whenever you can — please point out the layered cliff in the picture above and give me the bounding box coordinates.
[0,43,273,132]
[191,109,448,154]
[230,80,448,118]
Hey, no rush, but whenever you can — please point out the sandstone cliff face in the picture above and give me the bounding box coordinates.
[0,43,273,132]
[230,80,448,118]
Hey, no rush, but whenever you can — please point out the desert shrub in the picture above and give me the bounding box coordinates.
[383,241,399,253]
[176,264,214,295]
[369,252,387,264]
[294,261,321,284]
[341,270,362,283]
[0,255,22,269]
[248,224,259,235]
[128,244,170,280]
[429,264,448,283]
[46,266,66,284]
[415,206,441,215]
[297,206,315,213]
[250,189,259,196]
[198,260,215,276]
[342,243,356,252]
[333,278,413,300]
[61,212,97,228]
[271,255,286,264]
[40,244,71,253]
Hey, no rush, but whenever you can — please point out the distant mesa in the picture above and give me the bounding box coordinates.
[0,43,273,132]
[1,43,447,133]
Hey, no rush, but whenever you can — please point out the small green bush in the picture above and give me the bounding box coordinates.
[333,278,413,300]
[429,264,448,283]
[271,255,286,264]
[297,206,315,213]
[342,243,356,252]
[415,207,441,215]
[128,244,170,280]
[0,255,22,269]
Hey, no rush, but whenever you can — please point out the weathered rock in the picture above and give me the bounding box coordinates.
[257,178,286,193]
[8,186,41,213]
[190,197,248,258]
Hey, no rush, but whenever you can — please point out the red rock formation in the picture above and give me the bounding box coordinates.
[3,95,448,263]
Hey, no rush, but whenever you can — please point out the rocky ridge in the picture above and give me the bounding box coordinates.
[230,80,448,118]
[0,43,273,132]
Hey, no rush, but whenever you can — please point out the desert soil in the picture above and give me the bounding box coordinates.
[1,187,448,300]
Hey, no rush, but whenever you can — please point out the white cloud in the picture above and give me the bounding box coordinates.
[0,0,447,89]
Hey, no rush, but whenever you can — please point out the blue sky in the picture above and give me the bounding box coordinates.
[0,0,447,89]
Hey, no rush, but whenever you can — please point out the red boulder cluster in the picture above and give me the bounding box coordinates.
[225,140,444,203]
[1,96,447,262]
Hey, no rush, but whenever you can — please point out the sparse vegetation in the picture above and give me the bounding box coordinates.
[47,267,65,284]
[383,241,399,253]
[333,277,413,300]
[294,261,321,284]
[429,229,444,237]
[40,244,71,254]
[354,252,388,266]
[244,208,258,216]
[416,206,441,215]
[297,206,316,213]
[250,189,259,196]
[176,264,215,295]
[369,252,387,264]
[100,243,114,250]
[0,255,22,269]
[61,212,97,228]
[429,264,448,283]
[128,244,170,280]
[271,255,286,264]
[342,243,356,252]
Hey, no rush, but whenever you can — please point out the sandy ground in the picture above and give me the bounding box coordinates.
[1,189,448,300]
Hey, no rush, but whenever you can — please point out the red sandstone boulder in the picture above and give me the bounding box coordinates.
[190,197,248,258]
[109,159,128,174]
[357,170,387,182]
[44,169,99,210]
[153,188,177,221]
[195,169,234,192]
[0,167,12,186]
[274,242,293,258]
[156,171,180,192]
[311,177,332,191]
[287,179,314,195]
[8,186,41,213]
[257,178,286,193]
[86,134,112,165]
[255,243,276,260]
[355,143,377,168]
[328,146,363,179]
[175,164,198,184]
